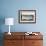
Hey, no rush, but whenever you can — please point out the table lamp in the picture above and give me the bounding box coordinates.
[5,18,14,35]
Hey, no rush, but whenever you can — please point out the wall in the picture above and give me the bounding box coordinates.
[0,0,46,32]
[0,0,46,46]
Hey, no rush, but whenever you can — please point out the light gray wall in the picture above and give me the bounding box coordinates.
[0,0,46,32]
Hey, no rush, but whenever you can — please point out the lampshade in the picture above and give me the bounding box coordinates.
[5,18,14,25]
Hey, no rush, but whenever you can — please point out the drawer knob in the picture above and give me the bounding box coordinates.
[32,42,35,44]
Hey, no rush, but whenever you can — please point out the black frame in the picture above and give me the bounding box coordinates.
[18,10,36,24]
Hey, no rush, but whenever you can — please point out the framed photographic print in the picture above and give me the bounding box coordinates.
[18,10,36,24]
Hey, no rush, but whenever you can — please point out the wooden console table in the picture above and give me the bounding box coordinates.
[4,32,43,46]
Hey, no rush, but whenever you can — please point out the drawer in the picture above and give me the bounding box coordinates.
[4,40,16,46]
[4,35,24,40]
[24,40,43,46]
[4,40,24,46]
[25,35,43,40]
[32,40,43,46]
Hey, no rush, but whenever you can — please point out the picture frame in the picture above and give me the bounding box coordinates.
[18,10,36,24]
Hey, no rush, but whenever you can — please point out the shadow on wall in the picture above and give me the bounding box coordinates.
[0,16,5,46]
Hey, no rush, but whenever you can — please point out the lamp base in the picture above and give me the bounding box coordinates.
[8,32,11,35]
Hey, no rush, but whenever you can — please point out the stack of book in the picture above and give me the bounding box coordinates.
[25,32,38,35]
